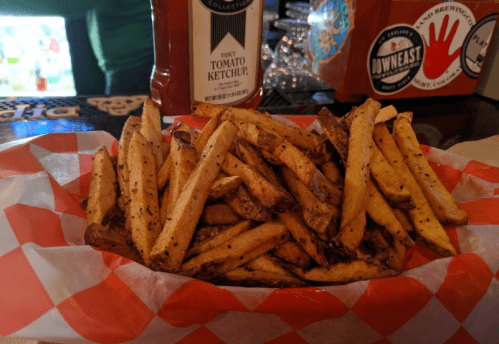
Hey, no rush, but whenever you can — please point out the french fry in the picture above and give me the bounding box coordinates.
[375,239,406,273]
[165,130,198,215]
[393,114,468,225]
[139,99,164,171]
[340,105,398,131]
[277,211,329,268]
[366,180,415,247]
[222,152,295,212]
[194,116,220,156]
[191,224,228,247]
[273,241,312,269]
[117,116,141,212]
[191,101,228,119]
[238,122,329,202]
[246,254,293,276]
[186,220,251,259]
[159,183,170,225]
[215,267,307,288]
[200,203,242,225]
[337,99,381,251]
[370,144,414,209]
[128,132,162,264]
[373,122,457,256]
[207,175,243,201]
[317,108,349,161]
[181,221,291,280]
[87,147,118,226]
[289,259,397,284]
[281,165,339,234]
[84,222,144,264]
[235,138,281,186]
[393,208,415,232]
[149,120,239,272]
[223,186,272,222]
[321,160,344,186]
[363,226,391,252]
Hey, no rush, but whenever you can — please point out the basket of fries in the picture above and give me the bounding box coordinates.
[1,98,498,343]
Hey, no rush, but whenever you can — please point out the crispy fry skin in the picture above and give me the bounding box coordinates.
[289,259,397,284]
[181,221,291,280]
[139,99,164,171]
[277,212,329,268]
[200,203,242,225]
[393,208,415,232]
[222,152,295,212]
[375,239,406,273]
[281,165,339,234]
[363,227,391,252]
[160,184,170,226]
[87,147,118,226]
[194,116,220,156]
[393,115,468,225]
[186,220,251,259]
[85,222,144,264]
[149,121,239,272]
[208,175,243,201]
[366,180,415,247]
[223,186,273,222]
[166,130,198,215]
[338,99,381,251]
[373,122,457,256]
[340,105,398,132]
[215,267,307,288]
[273,241,312,268]
[117,116,141,211]
[127,132,162,264]
[238,123,329,202]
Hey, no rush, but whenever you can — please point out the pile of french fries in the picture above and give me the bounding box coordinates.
[84,98,468,288]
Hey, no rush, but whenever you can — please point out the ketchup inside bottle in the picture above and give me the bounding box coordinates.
[150,0,264,116]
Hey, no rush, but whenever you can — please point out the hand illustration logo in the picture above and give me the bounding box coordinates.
[423,15,462,79]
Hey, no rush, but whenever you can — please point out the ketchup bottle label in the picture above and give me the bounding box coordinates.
[189,0,262,106]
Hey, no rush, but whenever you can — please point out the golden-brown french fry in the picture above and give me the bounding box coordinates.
[139,99,164,171]
[393,114,468,225]
[181,221,291,279]
[85,222,144,264]
[281,165,339,234]
[222,152,295,212]
[363,227,391,252]
[235,138,281,186]
[117,116,141,212]
[156,122,194,189]
[317,107,349,161]
[128,132,162,264]
[194,116,220,156]
[219,106,322,150]
[289,259,397,284]
[373,122,457,256]
[191,101,228,119]
[338,99,381,251]
[191,225,228,247]
[273,241,312,269]
[370,144,414,209]
[200,203,242,225]
[215,267,306,288]
[277,211,329,268]
[366,180,415,247]
[186,220,251,259]
[87,147,118,226]
[238,123,329,202]
[160,183,170,226]
[321,161,344,186]
[149,120,239,272]
[375,105,398,124]
[245,254,293,276]
[208,175,243,201]
[375,239,406,273]
[393,208,415,232]
[166,130,198,215]
[223,186,273,222]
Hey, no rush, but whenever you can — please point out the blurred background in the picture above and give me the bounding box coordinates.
[0,0,307,99]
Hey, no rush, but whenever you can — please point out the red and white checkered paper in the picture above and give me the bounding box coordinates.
[1,115,498,344]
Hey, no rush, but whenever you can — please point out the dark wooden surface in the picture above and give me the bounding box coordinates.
[0,93,498,150]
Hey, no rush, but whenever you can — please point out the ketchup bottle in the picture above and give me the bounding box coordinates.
[150,0,265,116]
